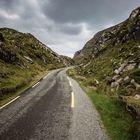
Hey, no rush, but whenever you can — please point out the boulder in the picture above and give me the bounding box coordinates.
[24,56,33,63]
[114,61,128,74]
[131,79,140,90]
[112,75,119,80]
[111,81,119,88]
[116,78,123,84]
[134,94,140,100]
[124,76,129,81]
[124,63,136,71]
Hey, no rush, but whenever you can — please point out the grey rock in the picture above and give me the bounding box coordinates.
[124,76,129,81]
[129,7,140,20]
[112,75,119,80]
[131,79,140,90]
[124,63,136,71]
[116,78,123,84]
[138,64,140,69]
[24,56,33,63]
[111,82,119,88]
[134,94,140,100]
[114,61,128,74]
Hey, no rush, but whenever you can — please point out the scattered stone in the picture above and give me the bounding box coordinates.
[112,75,119,80]
[111,88,114,92]
[42,57,47,64]
[83,61,91,68]
[129,53,134,56]
[114,61,128,74]
[134,94,140,100]
[131,79,140,90]
[116,78,123,84]
[138,64,140,69]
[90,86,97,90]
[111,82,119,88]
[95,79,99,85]
[24,56,33,63]
[124,63,136,71]
[129,60,135,63]
[124,76,129,81]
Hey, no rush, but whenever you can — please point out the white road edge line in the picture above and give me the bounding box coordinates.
[71,91,74,108]
[32,82,40,88]
[0,96,20,110]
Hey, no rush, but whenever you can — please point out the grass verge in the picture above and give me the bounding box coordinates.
[0,69,49,107]
[67,68,138,140]
[83,86,133,140]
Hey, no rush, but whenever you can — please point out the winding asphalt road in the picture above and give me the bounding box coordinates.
[0,68,108,140]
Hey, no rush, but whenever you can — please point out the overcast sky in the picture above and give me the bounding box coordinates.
[0,0,140,57]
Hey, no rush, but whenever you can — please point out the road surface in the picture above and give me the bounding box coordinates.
[0,68,108,140]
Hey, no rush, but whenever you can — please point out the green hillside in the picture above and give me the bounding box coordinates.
[0,28,65,102]
[72,7,140,139]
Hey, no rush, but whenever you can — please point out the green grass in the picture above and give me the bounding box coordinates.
[0,59,50,106]
[67,68,139,140]
[0,27,66,107]
[0,67,49,107]
[85,87,133,140]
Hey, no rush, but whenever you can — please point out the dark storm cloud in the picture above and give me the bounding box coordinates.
[0,0,140,57]
[42,0,140,27]
[0,0,16,8]
[58,24,83,35]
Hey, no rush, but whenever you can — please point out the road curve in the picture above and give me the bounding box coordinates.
[0,68,108,140]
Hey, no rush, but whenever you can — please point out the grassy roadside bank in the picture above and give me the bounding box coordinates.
[83,86,133,140]
[0,68,49,107]
[68,68,139,140]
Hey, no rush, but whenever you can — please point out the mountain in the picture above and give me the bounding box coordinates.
[60,55,74,66]
[74,7,140,64]
[74,7,140,117]
[0,28,66,100]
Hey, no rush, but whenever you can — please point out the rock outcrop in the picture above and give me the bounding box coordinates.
[74,7,140,64]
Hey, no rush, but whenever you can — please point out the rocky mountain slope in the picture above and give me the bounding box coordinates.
[0,28,67,100]
[74,7,140,118]
[74,7,140,65]
[60,55,74,66]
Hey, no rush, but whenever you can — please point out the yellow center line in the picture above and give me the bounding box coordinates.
[0,96,20,110]
[71,91,75,108]
[32,82,40,88]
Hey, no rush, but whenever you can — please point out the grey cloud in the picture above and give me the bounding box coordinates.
[58,24,83,35]
[42,0,140,27]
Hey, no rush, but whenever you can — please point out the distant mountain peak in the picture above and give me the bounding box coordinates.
[74,7,140,64]
[129,7,140,20]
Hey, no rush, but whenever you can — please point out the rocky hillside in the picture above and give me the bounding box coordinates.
[74,7,140,65]
[60,55,74,66]
[74,7,140,117]
[0,28,65,100]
